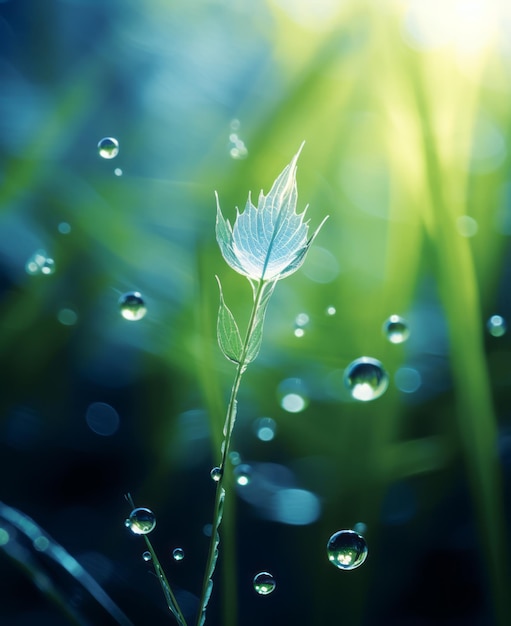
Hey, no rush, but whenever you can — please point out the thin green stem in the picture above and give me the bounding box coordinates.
[194,279,267,626]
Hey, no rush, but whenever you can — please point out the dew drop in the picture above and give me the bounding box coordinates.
[126,507,156,535]
[294,328,305,338]
[254,417,276,442]
[173,547,185,561]
[114,168,123,177]
[142,551,152,562]
[383,315,410,344]
[253,571,276,595]
[327,529,368,570]
[326,306,336,316]
[234,464,252,486]
[210,467,222,482]
[344,357,389,401]
[487,315,506,337]
[97,137,119,159]
[119,291,147,321]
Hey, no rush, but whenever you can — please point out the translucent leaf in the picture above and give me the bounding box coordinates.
[216,276,243,364]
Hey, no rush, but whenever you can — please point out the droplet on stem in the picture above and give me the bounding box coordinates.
[126,507,156,535]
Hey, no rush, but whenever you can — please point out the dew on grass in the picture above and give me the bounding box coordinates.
[119,292,147,321]
[253,571,276,595]
[327,529,368,570]
[142,551,152,562]
[97,137,119,159]
[344,357,389,401]
[383,315,410,344]
[25,250,55,276]
[234,464,252,486]
[126,508,156,535]
[487,315,506,337]
[173,548,184,561]
[210,467,222,482]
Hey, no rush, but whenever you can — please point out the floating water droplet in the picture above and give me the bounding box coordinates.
[294,328,305,338]
[57,308,78,326]
[173,547,185,561]
[253,571,276,595]
[234,464,252,486]
[344,357,389,401]
[142,551,152,562]
[254,417,276,442]
[25,250,55,276]
[326,306,336,316]
[210,467,222,482]
[126,507,156,535]
[114,168,123,177]
[97,137,119,159]
[119,291,147,321]
[487,315,506,337]
[278,378,309,413]
[58,222,71,234]
[327,529,368,570]
[383,315,410,344]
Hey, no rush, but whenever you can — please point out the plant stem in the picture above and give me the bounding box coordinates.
[194,279,268,626]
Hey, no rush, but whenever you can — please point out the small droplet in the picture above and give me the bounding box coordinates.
[114,168,123,176]
[253,571,276,595]
[210,467,222,482]
[344,357,389,401]
[98,137,119,159]
[295,313,310,327]
[142,551,152,562]
[173,547,185,561]
[294,328,305,338]
[229,451,241,465]
[58,222,71,235]
[126,508,156,535]
[119,291,147,321]
[487,315,506,337]
[327,529,368,570]
[254,417,276,442]
[326,306,336,316]
[383,315,410,344]
[234,464,252,486]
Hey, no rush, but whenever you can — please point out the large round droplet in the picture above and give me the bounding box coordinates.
[173,547,185,561]
[142,551,152,562]
[119,291,147,321]
[383,315,410,344]
[126,507,156,535]
[253,571,276,595]
[327,529,368,570]
[487,315,506,337]
[344,357,389,401]
[98,137,119,159]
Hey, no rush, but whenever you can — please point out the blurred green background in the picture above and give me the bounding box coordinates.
[2,0,511,624]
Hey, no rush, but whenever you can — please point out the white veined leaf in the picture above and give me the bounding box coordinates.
[216,276,243,364]
[215,142,328,282]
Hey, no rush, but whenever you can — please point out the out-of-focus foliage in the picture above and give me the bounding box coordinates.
[1,0,511,625]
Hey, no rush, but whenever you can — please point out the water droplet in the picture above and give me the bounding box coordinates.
[210,467,222,482]
[57,308,78,326]
[119,291,147,321]
[254,417,277,442]
[229,451,241,465]
[295,313,309,327]
[344,357,389,401]
[142,551,152,562]
[327,529,368,570]
[173,547,185,561]
[114,168,123,176]
[383,315,410,344]
[25,250,55,276]
[126,507,156,535]
[97,137,119,159]
[487,315,506,337]
[234,464,252,486]
[253,571,276,595]
[326,306,336,316]
[394,367,421,393]
[58,222,71,234]
[294,328,305,338]
[278,378,309,413]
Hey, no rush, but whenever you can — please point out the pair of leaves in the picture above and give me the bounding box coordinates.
[216,276,275,367]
